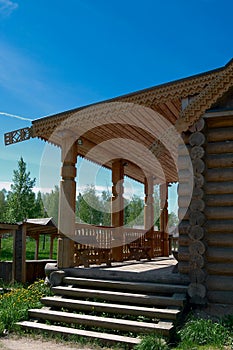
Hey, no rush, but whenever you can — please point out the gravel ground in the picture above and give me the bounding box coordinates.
[0,335,112,350]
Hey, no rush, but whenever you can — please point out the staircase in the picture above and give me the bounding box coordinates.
[17,274,188,347]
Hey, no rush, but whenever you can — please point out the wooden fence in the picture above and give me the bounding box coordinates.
[73,223,164,267]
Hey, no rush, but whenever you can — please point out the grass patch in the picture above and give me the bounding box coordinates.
[0,280,51,334]
[135,334,169,350]
[175,316,232,350]
[0,235,57,261]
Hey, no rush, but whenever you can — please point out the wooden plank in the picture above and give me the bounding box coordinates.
[206,247,233,263]
[205,206,233,220]
[206,275,233,291]
[28,308,174,335]
[207,127,233,142]
[41,296,180,320]
[205,193,233,206]
[17,321,141,345]
[206,154,233,168]
[52,286,185,307]
[206,141,233,154]
[206,116,233,128]
[204,181,233,195]
[63,277,188,294]
[205,220,233,233]
[205,168,233,182]
[207,291,233,305]
[205,233,233,247]
[0,224,18,230]
[207,263,233,276]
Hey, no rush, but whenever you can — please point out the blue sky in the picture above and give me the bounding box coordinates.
[0,0,233,213]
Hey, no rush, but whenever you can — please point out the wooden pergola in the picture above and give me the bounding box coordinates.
[5,58,233,307]
[0,219,57,283]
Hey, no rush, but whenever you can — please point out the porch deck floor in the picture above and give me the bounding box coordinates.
[66,256,189,285]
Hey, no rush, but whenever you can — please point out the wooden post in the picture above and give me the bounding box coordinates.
[111,159,124,261]
[34,234,39,260]
[144,176,154,258]
[49,234,55,259]
[57,137,77,269]
[160,182,169,256]
[12,223,27,283]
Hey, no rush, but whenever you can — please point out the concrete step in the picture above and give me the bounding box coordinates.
[41,296,181,320]
[16,321,141,346]
[28,308,174,336]
[52,286,186,307]
[63,276,188,294]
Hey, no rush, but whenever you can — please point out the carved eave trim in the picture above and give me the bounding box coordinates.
[32,62,228,141]
[176,59,233,132]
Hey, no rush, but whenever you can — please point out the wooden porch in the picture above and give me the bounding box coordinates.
[70,224,168,268]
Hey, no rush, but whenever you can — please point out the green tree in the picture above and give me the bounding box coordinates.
[168,211,178,228]
[124,195,144,227]
[76,185,102,225]
[101,190,111,226]
[34,191,46,218]
[42,185,59,224]
[0,189,7,221]
[5,157,36,223]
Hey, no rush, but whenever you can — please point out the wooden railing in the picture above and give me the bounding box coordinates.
[73,223,164,267]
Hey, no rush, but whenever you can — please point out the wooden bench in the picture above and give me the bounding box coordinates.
[125,233,151,261]
[74,234,111,268]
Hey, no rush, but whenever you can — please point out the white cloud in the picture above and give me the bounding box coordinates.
[0,181,54,194]
[0,181,12,191]
[0,0,18,17]
[0,112,33,122]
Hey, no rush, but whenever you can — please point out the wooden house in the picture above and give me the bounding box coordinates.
[4,59,233,342]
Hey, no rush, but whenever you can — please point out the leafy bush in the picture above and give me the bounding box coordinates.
[135,334,169,350]
[0,280,50,334]
[177,317,230,349]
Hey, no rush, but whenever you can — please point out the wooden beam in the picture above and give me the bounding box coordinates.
[111,159,124,261]
[144,176,154,258]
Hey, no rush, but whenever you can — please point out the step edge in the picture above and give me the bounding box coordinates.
[28,308,174,330]
[41,297,181,315]
[16,321,141,344]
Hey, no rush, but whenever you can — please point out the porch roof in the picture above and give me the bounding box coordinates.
[5,59,233,184]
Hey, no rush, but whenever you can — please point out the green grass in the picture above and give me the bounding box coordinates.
[0,282,232,350]
[0,235,57,261]
[0,280,51,334]
[174,316,232,350]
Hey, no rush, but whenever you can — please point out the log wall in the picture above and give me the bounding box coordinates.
[204,114,233,306]
[178,117,207,304]
[178,112,233,309]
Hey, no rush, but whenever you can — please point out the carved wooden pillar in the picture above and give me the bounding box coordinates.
[144,176,154,257]
[160,182,169,256]
[57,137,77,269]
[111,159,124,261]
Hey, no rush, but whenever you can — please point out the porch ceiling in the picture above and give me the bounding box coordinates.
[31,59,233,184]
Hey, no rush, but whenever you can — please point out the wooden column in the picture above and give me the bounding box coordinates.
[57,137,77,269]
[49,235,55,259]
[111,159,124,261]
[144,176,154,258]
[34,234,39,260]
[160,182,169,256]
[12,223,26,283]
